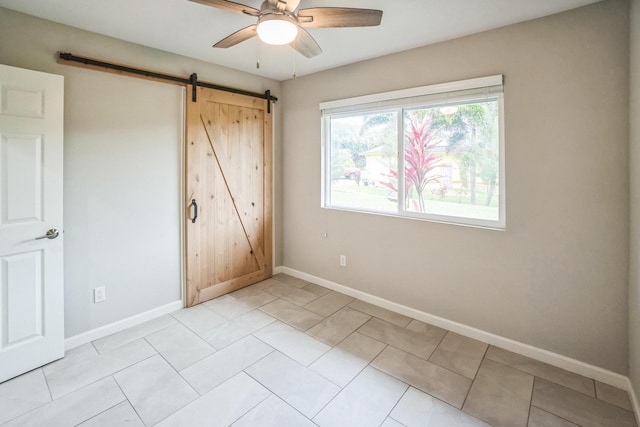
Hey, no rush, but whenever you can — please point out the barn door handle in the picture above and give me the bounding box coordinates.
[191,199,198,224]
[36,228,59,240]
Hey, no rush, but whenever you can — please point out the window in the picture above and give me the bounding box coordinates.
[321,75,505,229]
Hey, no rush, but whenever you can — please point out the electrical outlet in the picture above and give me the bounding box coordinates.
[94,286,106,303]
[339,255,347,267]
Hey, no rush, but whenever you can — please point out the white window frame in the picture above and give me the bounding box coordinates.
[320,75,506,230]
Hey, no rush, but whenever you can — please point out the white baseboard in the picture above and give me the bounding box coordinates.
[277,266,630,392]
[64,300,184,350]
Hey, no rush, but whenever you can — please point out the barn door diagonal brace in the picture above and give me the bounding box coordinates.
[199,114,267,269]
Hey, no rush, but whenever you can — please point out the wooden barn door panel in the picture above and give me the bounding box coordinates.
[185,87,272,306]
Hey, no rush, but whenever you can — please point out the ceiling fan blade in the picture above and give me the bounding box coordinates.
[291,27,322,58]
[213,24,258,48]
[189,0,259,16]
[298,8,383,28]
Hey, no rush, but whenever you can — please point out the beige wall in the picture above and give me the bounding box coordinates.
[630,0,640,395]
[281,0,630,373]
[0,8,283,337]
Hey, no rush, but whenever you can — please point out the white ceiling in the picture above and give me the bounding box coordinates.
[0,0,601,81]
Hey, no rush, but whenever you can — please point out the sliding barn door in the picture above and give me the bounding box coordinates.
[185,86,272,306]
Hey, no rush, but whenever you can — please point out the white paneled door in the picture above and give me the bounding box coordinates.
[0,64,64,383]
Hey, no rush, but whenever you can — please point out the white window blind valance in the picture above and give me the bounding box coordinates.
[320,75,503,116]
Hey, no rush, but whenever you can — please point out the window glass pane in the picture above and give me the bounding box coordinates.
[402,100,500,221]
[322,76,504,228]
[328,111,398,212]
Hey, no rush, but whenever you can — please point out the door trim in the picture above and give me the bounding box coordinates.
[179,87,186,307]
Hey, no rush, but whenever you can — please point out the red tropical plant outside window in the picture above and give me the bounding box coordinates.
[381,112,442,212]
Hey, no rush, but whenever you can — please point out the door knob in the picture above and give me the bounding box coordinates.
[35,229,59,240]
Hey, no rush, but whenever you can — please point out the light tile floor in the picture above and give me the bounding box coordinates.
[1,273,637,427]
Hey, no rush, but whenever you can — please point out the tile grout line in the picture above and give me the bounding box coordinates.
[226,386,272,426]
[260,281,324,307]
[10,374,133,427]
[91,316,177,356]
[238,390,316,427]
[259,298,328,332]
[308,357,378,422]
[239,361,315,421]
[371,346,490,427]
[530,375,638,425]
[102,345,159,376]
[70,400,126,427]
[302,291,353,314]
[169,311,210,338]
[346,303,412,328]
[371,340,484,388]
[189,313,240,344]
[368,341,497,425]
[304,333,386,390]
[482,355,604,401]
[304,311,372,346]
[239,339,276,372]
[145,319,215,356]
[42,344,160,402]
[198,311,278,351]
[229,292,282,317]
[41,367,55,403]
[92,353,168,423]
[109,378,145,427]
[383,383,411,426]
[112,343,200,426]
[175,348,269,397]
[530,404,586,427]
[387,415,409,427]
[140,336,201,397]
[424,329,449,365]
[524,375,536,427]
[1,369,54,425]
[245,336,388,424]
[459,343,490,411]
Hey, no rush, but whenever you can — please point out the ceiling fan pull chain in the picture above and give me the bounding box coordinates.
[292,38,297,79]
[256,40,261,69]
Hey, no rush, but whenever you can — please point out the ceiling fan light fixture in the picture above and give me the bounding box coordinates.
[256,14,298,45]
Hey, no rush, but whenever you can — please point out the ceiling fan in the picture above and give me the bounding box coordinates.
[189,0,383,58]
